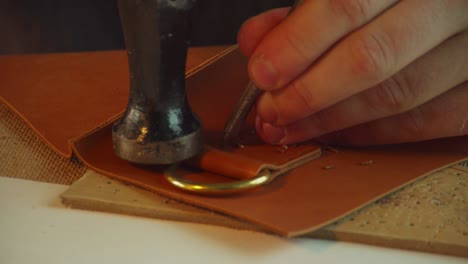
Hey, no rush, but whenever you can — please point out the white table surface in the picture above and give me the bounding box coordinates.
[0,177,466,264]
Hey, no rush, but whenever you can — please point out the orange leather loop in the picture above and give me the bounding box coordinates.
[185,147,264,180]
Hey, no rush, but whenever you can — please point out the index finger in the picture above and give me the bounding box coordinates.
[248,0,398,90]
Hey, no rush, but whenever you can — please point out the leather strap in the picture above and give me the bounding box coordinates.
[186,145,321,180]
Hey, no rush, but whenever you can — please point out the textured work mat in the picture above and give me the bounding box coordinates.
[62,168,468,257]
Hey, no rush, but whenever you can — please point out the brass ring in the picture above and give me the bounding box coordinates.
[164,164,275,195]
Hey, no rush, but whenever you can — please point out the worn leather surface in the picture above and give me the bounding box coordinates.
[1,47,467,236]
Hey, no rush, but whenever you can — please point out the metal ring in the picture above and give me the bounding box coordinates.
[164,164,275,195]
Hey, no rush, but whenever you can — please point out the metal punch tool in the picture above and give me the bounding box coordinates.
[223,0,304,147]
[165,0,304,195]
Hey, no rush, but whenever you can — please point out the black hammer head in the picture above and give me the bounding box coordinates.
[113,0,203,164]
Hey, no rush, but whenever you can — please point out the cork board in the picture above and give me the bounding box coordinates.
[62,167,468,257]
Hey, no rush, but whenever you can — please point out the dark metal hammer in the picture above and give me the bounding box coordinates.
[113,0,203,164]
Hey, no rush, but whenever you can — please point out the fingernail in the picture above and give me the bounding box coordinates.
[250,55,279,89]
[256,117,285,145]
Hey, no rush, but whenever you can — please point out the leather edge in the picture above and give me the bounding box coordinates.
[287,157,468,238]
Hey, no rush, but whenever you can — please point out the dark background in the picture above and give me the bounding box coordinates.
[0,0,292,54]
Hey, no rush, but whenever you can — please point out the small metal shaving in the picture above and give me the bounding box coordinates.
[236,143,245,149]
[323,145,340,153]
[360,160,374,166]
[322,165,335,170]
[276,145,289,153]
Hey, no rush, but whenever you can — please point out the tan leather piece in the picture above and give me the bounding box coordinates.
[0,46,232,158]
[1,47,467,236]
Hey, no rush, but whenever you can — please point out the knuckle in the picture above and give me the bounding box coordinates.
[282,26,312,65]
[348,31,395,81]
[330,0,372,26]
[368,73,415,114]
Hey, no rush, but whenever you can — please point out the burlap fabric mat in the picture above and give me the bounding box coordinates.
[0,103,86,184]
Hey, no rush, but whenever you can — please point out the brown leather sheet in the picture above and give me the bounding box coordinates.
[0,46,231,157]
[1,47,467,236]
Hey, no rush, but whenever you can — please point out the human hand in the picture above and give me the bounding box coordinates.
[237,0,468,146]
